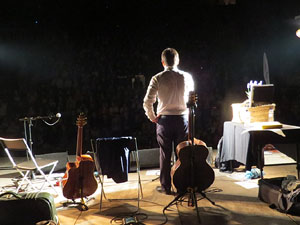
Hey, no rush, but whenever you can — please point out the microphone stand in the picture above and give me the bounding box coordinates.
[19,114,61,154]
[19,116,35,179]
[19,117,35,158]
[19,114,61,180]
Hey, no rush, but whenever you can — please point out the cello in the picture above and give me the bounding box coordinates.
[171,91,215,194]
[62,113,98,203]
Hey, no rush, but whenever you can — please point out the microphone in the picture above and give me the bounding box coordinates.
[37,113,62,120]
[56,113,61,118]
[48,113,61,119]
[19,113,62,121]
[40,112,61,126]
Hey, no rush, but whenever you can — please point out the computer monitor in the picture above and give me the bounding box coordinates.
[250,84,274,107]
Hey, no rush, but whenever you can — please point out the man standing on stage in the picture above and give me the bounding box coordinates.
[143,48,195,195]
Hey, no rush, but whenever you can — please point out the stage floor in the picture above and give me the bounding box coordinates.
[0,153,300,225]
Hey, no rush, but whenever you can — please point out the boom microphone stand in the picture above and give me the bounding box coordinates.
[19,113,61,179]
[19,117,34,160]
[19,113,61,156]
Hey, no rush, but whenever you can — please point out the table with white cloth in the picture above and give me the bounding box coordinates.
[220,121,300,178]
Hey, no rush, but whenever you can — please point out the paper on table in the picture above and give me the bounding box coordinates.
[242,125,286,137]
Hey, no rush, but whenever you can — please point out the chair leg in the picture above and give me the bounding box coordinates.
[99,175,107,199]
[133,151,143,199]
[137,170,143,211]
[47,163,59,194]
[131,148,143,212]
[36,163,58,195]
[16,170,37,192]
[99,175,108,211]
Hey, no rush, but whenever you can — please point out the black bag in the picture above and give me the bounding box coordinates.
[0,191,59,225]
[258,177,300,215]
[215,136,240,172]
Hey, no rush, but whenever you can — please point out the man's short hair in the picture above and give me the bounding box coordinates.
[161,48,179,67]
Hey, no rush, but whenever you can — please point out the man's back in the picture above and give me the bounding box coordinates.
[155,68,194,116]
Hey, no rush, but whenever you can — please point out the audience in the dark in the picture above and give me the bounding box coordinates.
[0,2,299,157]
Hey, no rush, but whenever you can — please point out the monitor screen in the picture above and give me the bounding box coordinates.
[250,84,274,107]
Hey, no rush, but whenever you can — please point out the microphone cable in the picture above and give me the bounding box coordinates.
[42,113,61,126]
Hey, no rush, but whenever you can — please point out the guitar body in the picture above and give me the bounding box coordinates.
[171,143,215,193]
[61,113,98,200]
[62,155,98,199]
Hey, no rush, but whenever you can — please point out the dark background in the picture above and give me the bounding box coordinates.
[0,0,299,155]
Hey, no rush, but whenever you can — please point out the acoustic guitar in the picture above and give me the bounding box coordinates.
[171,91,215,194]
[62,113,98,200]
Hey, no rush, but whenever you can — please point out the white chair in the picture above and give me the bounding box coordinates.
[90,136,143,211]
[0,137,58,194]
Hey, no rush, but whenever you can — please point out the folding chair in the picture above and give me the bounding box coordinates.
[90,136,143,211]
[0,137,58,194]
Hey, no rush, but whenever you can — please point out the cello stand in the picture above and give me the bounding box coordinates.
[163,188,215,224]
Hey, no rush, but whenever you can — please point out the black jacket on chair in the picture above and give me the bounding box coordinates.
[96,137,133,183]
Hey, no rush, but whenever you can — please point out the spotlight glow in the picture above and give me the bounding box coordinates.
[296,29,300,38]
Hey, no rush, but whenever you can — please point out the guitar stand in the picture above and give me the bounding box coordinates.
[62,196,95,211]
[163,188,215,224]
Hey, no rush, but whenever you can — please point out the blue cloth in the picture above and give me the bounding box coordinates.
[245,168,265,179]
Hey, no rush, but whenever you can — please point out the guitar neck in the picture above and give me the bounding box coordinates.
[76,126,83,158]
[188,106,195,144]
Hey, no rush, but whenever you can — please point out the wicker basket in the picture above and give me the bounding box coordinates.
[232,103,275,123]
[248,104,275,123]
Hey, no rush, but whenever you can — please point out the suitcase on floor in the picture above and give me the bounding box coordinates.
[258,177,300,215]
[0,191,59,225]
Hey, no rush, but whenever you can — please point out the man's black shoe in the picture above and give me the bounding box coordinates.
[156,186,172,195]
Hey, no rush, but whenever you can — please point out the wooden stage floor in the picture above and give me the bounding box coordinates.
[1,156,300,225]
